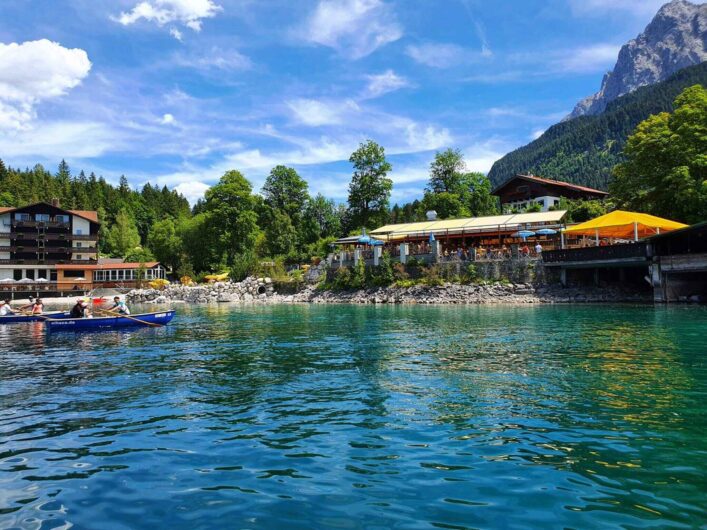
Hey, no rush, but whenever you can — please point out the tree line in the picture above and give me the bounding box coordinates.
[0,142,499,279]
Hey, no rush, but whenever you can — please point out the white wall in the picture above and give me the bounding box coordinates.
[72,216,91,235]
[0,268,12,280]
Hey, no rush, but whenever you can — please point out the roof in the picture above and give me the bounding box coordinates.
[368,210,567,240]
[0,203,99,224]
[492,174,609,196]
[563,210,688,238]
[56,261,161,270]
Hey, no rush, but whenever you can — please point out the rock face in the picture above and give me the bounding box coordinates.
[568,0,706,119]
[127,277,275,304]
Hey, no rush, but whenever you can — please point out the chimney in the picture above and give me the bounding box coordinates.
[51,198,60,208]
[426,210,437,221]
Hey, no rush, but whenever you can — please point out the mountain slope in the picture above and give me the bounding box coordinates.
[487,62,707,190]
[569,0,706,119]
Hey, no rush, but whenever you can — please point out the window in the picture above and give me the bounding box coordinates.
[15,213,30,221]
[37,269,47,279]
[75,229,83,235]
[63,270,86,278]
[516,185,529,194]
[76,242,83,248]
[26,269,35,280]
[35,214,50,222]
[55,215,69,224]
[76,255,83,260]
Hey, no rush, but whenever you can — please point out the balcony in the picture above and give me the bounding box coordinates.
[12,220,70,229]
[70,234,99,241]
[0,258,98,265]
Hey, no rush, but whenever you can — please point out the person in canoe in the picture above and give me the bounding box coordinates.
[108,296,130,315]
[18,296,35,312]
[31,298,44,314]
[0,300,15,316]
[70,299,91,318]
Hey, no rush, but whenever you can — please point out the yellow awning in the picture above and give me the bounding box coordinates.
[563,210,688,239]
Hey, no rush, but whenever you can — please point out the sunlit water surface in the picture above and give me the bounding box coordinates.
[1,304,705,529]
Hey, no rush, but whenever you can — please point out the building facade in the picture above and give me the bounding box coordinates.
[0,202,99,282]
[492,174,608,212]
[0,202,165,296]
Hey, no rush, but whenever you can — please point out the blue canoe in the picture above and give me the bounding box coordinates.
[0,311,70,324]
[47,310,176,332]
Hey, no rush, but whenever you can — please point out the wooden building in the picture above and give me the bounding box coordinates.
[492,174,608,212]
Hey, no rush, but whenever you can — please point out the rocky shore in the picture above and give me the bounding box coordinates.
[127,277,651,305]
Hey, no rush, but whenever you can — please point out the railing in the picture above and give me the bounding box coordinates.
[0,259,98,265]
[12,220,71,229]
[543,242,647,264]
[70,234,98,241]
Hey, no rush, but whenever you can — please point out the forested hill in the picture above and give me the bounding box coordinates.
[0,159,191,241]
[487,61,707,190]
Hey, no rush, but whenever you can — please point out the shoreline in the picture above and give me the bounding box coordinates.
[126,278,653,306]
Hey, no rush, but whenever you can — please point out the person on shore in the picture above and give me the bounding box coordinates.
[70,299,90,318]
[0,300,14,316]
[108,296,130,315]
[31,298,44,314]
[535,242,543,255]
[521,244,530,256]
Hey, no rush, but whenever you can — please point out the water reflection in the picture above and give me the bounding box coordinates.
[0,304,705,529]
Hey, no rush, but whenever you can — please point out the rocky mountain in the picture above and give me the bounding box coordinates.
[568,0,706,119]
[487,62,707,190]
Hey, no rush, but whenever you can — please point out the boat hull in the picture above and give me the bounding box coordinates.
[0,311,70,324]
[47,311,176,332]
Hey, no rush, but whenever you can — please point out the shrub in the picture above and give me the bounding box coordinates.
[332,266,352,290]
[393,262,409,282]
[231,251,258,282]
[463,263,479,284]
[422,265,444,286]
[350,260,366,289]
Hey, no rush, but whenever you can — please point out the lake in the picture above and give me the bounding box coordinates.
[1,304,705,529]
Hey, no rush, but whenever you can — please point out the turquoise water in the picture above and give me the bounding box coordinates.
[1,304,706,529]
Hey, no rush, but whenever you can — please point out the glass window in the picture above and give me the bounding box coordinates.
[15,213,30,221]
[55,215,69,223]
[35,214,50,222]
[75,229,83,235]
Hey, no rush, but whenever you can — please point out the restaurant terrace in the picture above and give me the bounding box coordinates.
[331,210,568,268]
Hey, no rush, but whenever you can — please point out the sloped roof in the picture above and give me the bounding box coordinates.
[370,210,567,240]
[0,203,99,223]
[492,174,609,196]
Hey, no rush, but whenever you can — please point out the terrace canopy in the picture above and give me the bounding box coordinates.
[369,210,567,241]
[563,210,688,240]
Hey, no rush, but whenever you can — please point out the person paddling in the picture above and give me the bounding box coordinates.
[0,300,14,316]
[19,296,35,312]
[108,296,130,315]
[70,299,90,318]
[31,298,44,314]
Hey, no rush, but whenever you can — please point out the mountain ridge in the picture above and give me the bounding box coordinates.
[487,61,707,190]
[568,0,706,119]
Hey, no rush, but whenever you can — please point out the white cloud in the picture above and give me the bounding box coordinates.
[405,42,489,69]
[301,0,402,59]
[553,43,619,73]
[175,180,210,203]
[403,123,452,152]
[160,113,176,125]
[363,70,409,99]
[114,0,222,32]
[462,140,512,173]
[0,121,117,159]
[169,27,184,41]
[0,39,91,131]
[568,0,666,16]
[287,98,358,126]
[530,129,545,140]
[174,47,252,71]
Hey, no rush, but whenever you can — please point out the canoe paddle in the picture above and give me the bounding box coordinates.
[93,307,165,327]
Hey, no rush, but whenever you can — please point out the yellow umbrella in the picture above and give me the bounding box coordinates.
[563,210,688,241]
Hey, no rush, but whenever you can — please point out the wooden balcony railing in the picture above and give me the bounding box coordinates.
[543,242,647,264]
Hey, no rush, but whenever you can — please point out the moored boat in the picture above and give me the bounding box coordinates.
[0,311,70,324]
[46,310,176,331]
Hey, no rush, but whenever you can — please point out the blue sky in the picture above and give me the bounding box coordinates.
[0,0,667,204]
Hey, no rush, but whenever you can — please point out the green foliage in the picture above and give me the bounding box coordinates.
[147,218,182,270]
[124,246,155,263]
[230,250,259,282]
[552,197,610,223]
[347,140,393,230]
[422,265,443,286]
[204,170,260,266]
[264,208,296,257]
[610,84,707,223]
[428,148,466,194]
[463,263,479,284]
[262,166,309,220]
[105,209,141,258]
[488,62,707,190]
